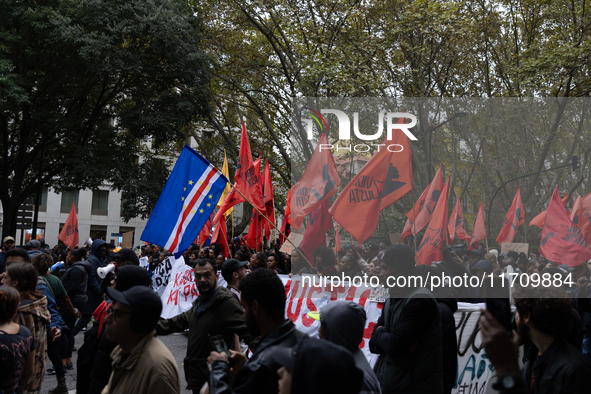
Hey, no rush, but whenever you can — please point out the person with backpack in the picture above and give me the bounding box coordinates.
[59,249,91,372]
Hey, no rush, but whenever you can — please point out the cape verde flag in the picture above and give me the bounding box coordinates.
[141,145,229,255]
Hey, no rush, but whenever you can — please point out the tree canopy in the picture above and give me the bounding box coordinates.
[0,0,211,237]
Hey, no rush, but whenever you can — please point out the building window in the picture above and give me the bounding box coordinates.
[92,190,109,216]
[25,223,45,243]
[60,189,79,214]
[39,187,48,212]
[90,225,107,242]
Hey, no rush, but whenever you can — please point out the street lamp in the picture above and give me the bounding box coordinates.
[427,111,468,180]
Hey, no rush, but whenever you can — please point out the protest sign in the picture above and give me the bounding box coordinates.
[139,256,149,271]
[151,256,183,296]
[501,242,529,255]
[389,232,402,245]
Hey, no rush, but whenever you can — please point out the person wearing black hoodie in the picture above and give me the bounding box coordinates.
[269,336,364,394]
[309,301,381,393]
[73,239,108,335]
[415,264,458,394]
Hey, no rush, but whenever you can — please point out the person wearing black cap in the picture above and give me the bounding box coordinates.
[369,245,443,394]
[466,249,484,273]
[102,285,180,394]
[221,259,248,301]
[309,301,381,393]
[270,336,363,394]
[208,268,304,394]
[77,266,152,394]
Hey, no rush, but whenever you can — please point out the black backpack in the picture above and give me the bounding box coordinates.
[60,262,89,296]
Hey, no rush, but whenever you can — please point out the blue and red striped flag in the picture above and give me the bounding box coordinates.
[141,145,229,256]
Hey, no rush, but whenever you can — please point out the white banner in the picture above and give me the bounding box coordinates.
[151,256,183,297]
[157,260,497,392]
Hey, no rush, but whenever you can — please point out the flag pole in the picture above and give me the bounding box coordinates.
[231,186,314,270]
[523,216,528,244]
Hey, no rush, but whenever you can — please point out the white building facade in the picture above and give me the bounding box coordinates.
[2,186,148,249]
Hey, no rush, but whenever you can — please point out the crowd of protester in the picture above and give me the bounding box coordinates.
[1,232,591,394]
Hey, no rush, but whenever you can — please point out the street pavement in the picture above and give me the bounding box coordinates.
[40,329,192,394]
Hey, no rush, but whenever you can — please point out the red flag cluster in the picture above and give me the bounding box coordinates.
[540,187,591,266]
[330,127,413,245]
[209,119,591,271]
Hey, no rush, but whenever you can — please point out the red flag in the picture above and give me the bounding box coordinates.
[300,200,333,263]
[212,219,230,258]
[579,191,591,229]
[291,134,340,230]
[406,167,444,235]
[284,188,292,225]
[581,220,591,246]
[401,218,414,240]
[468,202,486,250]
[243,209,263,250]
[417,177,450,265]
[529,193,569,228]
[335,222,341,253]
[330,129,412,246]
[213,123,265,224]
[496,188,525,246]
[539,187,591,267]
[262,159,275,238]
[569,195,583,229]
[279,189,292,243]
[58,202,79,249]
[448,198,470,243]
[197,217,212,248]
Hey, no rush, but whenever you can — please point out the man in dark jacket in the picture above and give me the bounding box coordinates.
[74,239,108,335]
[516,284,591,394]
[369,245,443,394]
[156,259,250,393]
[208,268,304,394]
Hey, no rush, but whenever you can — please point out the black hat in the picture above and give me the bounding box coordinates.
[221,258,248,280]
[467,249,485,258]
[113,248,140,266]
[106,286,162,331]
[472,259,493,273]
[270,336,363,394]
[380,245,415,275]
[116,266,151,291]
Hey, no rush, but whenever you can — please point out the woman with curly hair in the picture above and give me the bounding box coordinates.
[2,262,51,394]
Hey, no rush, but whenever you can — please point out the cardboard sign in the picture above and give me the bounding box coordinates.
[279,232,304,254]
[501,242,529,255]
[389,232,402,245]
[121,231,134,248]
